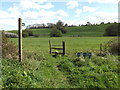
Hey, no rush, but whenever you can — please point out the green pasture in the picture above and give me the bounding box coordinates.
[11,37,115,54]
[8,23,112,37]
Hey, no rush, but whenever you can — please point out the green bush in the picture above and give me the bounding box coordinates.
[2,59,38,88]
[56,20,67,34]
[104,38,120,55]
[50,26,62,37]
[104,24,119,36]
[2,31,18,59]
[59,27,67,34]
[22,29,33,37]
[22,31,29,37]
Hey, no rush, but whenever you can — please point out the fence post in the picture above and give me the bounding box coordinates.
[100,43,102,54]
[63,41,65,55]
[18,18,22,62]
[49,40,52,54]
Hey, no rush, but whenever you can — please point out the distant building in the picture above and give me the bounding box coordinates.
[26,24,47,29]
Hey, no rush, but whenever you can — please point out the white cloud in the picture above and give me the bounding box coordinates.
[83,6,96,12]
[0,7,68,30]
[33,0,48,3]
[66,1,79,8]
[75,9,82,17]
[95,12,117,21]
[80,12,118,25]
[19,0,54,10]
[0,10,9,19]
[20,0,48,3]
[42,3,54,9]
[87,0,119,4]
[56,10,68,17]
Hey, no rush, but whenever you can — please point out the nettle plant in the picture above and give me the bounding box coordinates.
[2,31,18,59]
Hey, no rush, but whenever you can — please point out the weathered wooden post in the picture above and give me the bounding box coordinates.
[0,31,1,57]
[18,18,22,62]
[49,40,52,54]
[63,41,65,55]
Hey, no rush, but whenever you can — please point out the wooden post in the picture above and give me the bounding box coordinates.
[100,43,102,54]
[49,40,52,54]
[63,41,65,55]
[0,31,2,60]
[18,18,22,62]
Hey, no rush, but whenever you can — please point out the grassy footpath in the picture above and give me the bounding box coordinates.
[2,54,119,88]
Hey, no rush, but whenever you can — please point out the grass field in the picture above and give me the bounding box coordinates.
[2,23,119,88]
[9,23,112,37]
[11,37,115,54]
[3,37,119,88]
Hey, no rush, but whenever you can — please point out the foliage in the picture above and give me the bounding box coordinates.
[56,20,67,34]
[2,35,119,88]
[2,31,18,59]
[50,26,62,37]
[22,31,29,37]
[2,59,38,88]
[22,29,33,37]
[104,38,120,55]
[59,26,67,34]
[104,23,119,36]
[8,23,114,37]
[57,56,119,88]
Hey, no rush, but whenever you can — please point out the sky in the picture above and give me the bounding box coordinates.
[0,0,119,30]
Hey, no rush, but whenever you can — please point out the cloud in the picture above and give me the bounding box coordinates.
[87,0,119,4]
[80,12,118,25]
[66,1,79,8]
[19,0,54,10]
[0,7,68,30]
[75,9,82,17]
[83,6,96,12]
[56,10,68,17]
[95,12,117,21]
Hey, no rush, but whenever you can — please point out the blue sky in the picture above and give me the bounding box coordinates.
[0,0,119,30]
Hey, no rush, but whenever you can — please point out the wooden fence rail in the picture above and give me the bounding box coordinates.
[49,40,66,55]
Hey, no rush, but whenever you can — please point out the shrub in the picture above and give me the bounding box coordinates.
[59,27,67,34]
[56,20,67,34]
[34,34,39,37]
[104,24,119,36]
[50,26,62,37]
[2,59,38,88]
[2,31,18,59]
[22,29,33,37]
[104,38,120,55]
[22,31,29,37]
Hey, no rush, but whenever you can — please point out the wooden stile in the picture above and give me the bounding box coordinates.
[49,40,66,56]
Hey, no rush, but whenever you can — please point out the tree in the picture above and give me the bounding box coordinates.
[56,20,67,34]
[56,20,64,29]
[50,25,62,37]
[65,24,68,27]
[22,29,33,37]
[104,24,119,36]
[87,21,91,26]
[101,22,104,24]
